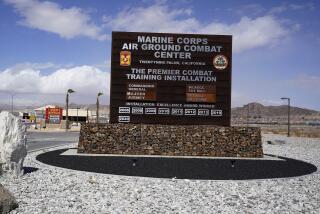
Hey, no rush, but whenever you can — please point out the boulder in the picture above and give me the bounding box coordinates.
[267,139,286,145]
[0,111,27,177]
[0,184,18,213]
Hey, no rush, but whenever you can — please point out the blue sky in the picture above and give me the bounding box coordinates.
[0,0,319,110]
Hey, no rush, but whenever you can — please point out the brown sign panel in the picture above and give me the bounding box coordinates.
[186,84,216,103]
[126,82,156,101]
[110,31,232,126]
[186,93,216,103]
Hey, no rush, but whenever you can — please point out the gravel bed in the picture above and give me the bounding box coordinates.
[1,134,320,213]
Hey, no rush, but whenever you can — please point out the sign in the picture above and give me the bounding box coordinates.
[126,83,156,101]
[186,84,216,103]
[120,51,131,66]
[110,31,232,126]
[29,115,36,121]
[45,107,62,124]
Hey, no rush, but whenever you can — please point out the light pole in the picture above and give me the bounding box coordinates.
[66,89,75,131]
[96,92,103,124]
[76,107,80,125]
[11,94,14,114]
[281,97,290,137]
[246,104,249,127]
[11,93,16,114]
[86,108,89,123]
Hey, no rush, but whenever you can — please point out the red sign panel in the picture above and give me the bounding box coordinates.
[45,107,62,124]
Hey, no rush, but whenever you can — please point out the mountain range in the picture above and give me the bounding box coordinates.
[232,102,320,118]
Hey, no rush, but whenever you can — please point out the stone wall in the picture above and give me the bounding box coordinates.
[78,123,263,157]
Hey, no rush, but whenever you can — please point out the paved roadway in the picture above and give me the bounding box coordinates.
[26,131,79,152]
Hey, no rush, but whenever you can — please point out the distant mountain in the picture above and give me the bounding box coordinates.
[232,102,320,118]
[68,103,109,112]
[0,104,42,112]
[0,104,12,111]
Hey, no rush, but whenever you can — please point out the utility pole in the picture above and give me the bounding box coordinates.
[76,107,79,125]
[281,97,290,137]
[66,89,75,131]
[246,104,250,127]
[86,108,89,123]
[11,94,15,114]
[96,92,103,124]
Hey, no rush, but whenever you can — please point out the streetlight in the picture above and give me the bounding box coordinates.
[10,93,17,114]
[281,97,290,137]
[11,94,14,114]
[76,107,80,126]
[246,104,250,127]
[66,89,75,131]
[96,92,103,124]
[86,108,89,123]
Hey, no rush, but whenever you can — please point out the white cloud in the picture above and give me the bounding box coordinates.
[107,4,199,33]
[106,4,291,52]
[93,60,111,70]
[6,62,59,73]
[269,3,315,15]
[268,5,287,14]
[5,0,107,40]
[289,74,320,93]
[0,65,110,95]
[228,4,265,16]
[200,16,288,52]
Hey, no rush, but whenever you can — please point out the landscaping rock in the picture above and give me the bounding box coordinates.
[267,140,286,145]
[78,123,263,157]
[0,184,18,214]
[0,111,27,177]
[2,135,320,213]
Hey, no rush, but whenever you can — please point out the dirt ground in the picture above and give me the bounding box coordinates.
[261,125,320,138]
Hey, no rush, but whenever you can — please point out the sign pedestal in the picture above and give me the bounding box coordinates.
[78,123,263,158]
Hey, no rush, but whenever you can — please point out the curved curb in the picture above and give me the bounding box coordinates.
[36,148,317,180]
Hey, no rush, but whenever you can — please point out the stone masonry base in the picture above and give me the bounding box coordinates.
[77,123,263,158]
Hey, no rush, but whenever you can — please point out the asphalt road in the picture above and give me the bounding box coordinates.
[26,131,79,152]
